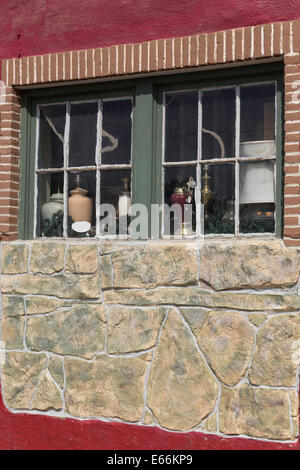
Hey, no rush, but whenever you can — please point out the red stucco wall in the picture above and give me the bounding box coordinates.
[1,0,300,61]
[0,0,300,450]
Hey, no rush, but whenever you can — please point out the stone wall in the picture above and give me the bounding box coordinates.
[0,239,300,441]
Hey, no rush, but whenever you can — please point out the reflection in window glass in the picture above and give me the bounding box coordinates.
[202,88,235,159]
[164,91,198,162]
[38,104,66,169]
[240,83,275,143]
[101,99,132,165]
[203,164,235,235]
[69,102,98,167]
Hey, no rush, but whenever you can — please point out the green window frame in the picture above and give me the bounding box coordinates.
[19,62,284,240]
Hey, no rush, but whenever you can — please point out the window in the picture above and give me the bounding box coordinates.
[19,63,283,240]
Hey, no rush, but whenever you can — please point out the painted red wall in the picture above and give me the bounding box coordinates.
[0,0,300,450]
[0,0,300,61]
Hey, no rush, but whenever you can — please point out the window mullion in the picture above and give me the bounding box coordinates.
[132,83,155,239]
[63,102,70,238]
[196,90,203,237]
[235,86,241,236]
[95,100,102,237]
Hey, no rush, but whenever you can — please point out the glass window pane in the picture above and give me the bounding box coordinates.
[202,164,235,234]
[101,99,132,165]
[38,105,66,169]
[69,102,98,167]
[164,91,198,163]
[38,172,64,237]
[239,161,275,233]
[240,83,275,146]
[67,171,96,237]
[202,88,236,160]
[164,165,196,236]
[100,170,131,235]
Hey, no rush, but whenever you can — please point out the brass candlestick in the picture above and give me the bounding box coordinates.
[201,165,214,219]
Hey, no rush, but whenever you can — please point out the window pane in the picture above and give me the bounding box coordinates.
[240,83,275,144]
[202,164,235,234]
[100,170,131,235]
[38,105,66,169]
[202,88,236,160]
[164,165,196,236]
[239,161,275,233]
[164,91,198,162]
[101,99,132,165]
[38,172,64,237]
[67,171,96,237]
[69,102,98,167]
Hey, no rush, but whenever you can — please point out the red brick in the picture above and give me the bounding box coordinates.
[285,154,300,163]
[149,40,157,71]
[292,19,300,52]
[284,227,300,238]
[235,28,243,61]
[71,51,79,80]
[244,26,252,60]
[102,47,109,76]
[110,46,117,75]
[157,39,165,70]
[190,35,198,66]
[284,164,300,173]
[36,55,42,83]
[28,56,34,84]
[57,53,64,81]
[254,25,263,58]
[263,23,272,57]
[133,43,140,73]
[43,54,50,82]
[285,175,300,184]
[50,54,57,82]
[94,48,101,77]
[285,185,300,195]
[283,21,291,53]
[225,30,233,62]
[273,22,281,55]
[285,122,300,132]
[165,38,173,69]
[1,59,8,84]
[284,55,300,65]
[125,44,133,74]
[65,51,71,80]
[285,72,300,83]
[284,216,299,225]
[182,36,189,67]
[198,34,206,65]
[141,42,149,72]
[207,33,215,64]
[174,37,181,68]
[79,50,86,79]
[117,44,125,74]
[284,238,300,246]
[285,206,300,214]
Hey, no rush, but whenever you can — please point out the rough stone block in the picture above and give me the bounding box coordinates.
[219,385,292,440]
[199,240,300,290]
[65,354,150,421]
[250,314,300,386]
[2,243,28,274]
[30,242,65,274]
[65,244,98,274]
[26,303,106,359]
[107,306,165,353]
[147,308,218,431]
[111,244,199,288]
